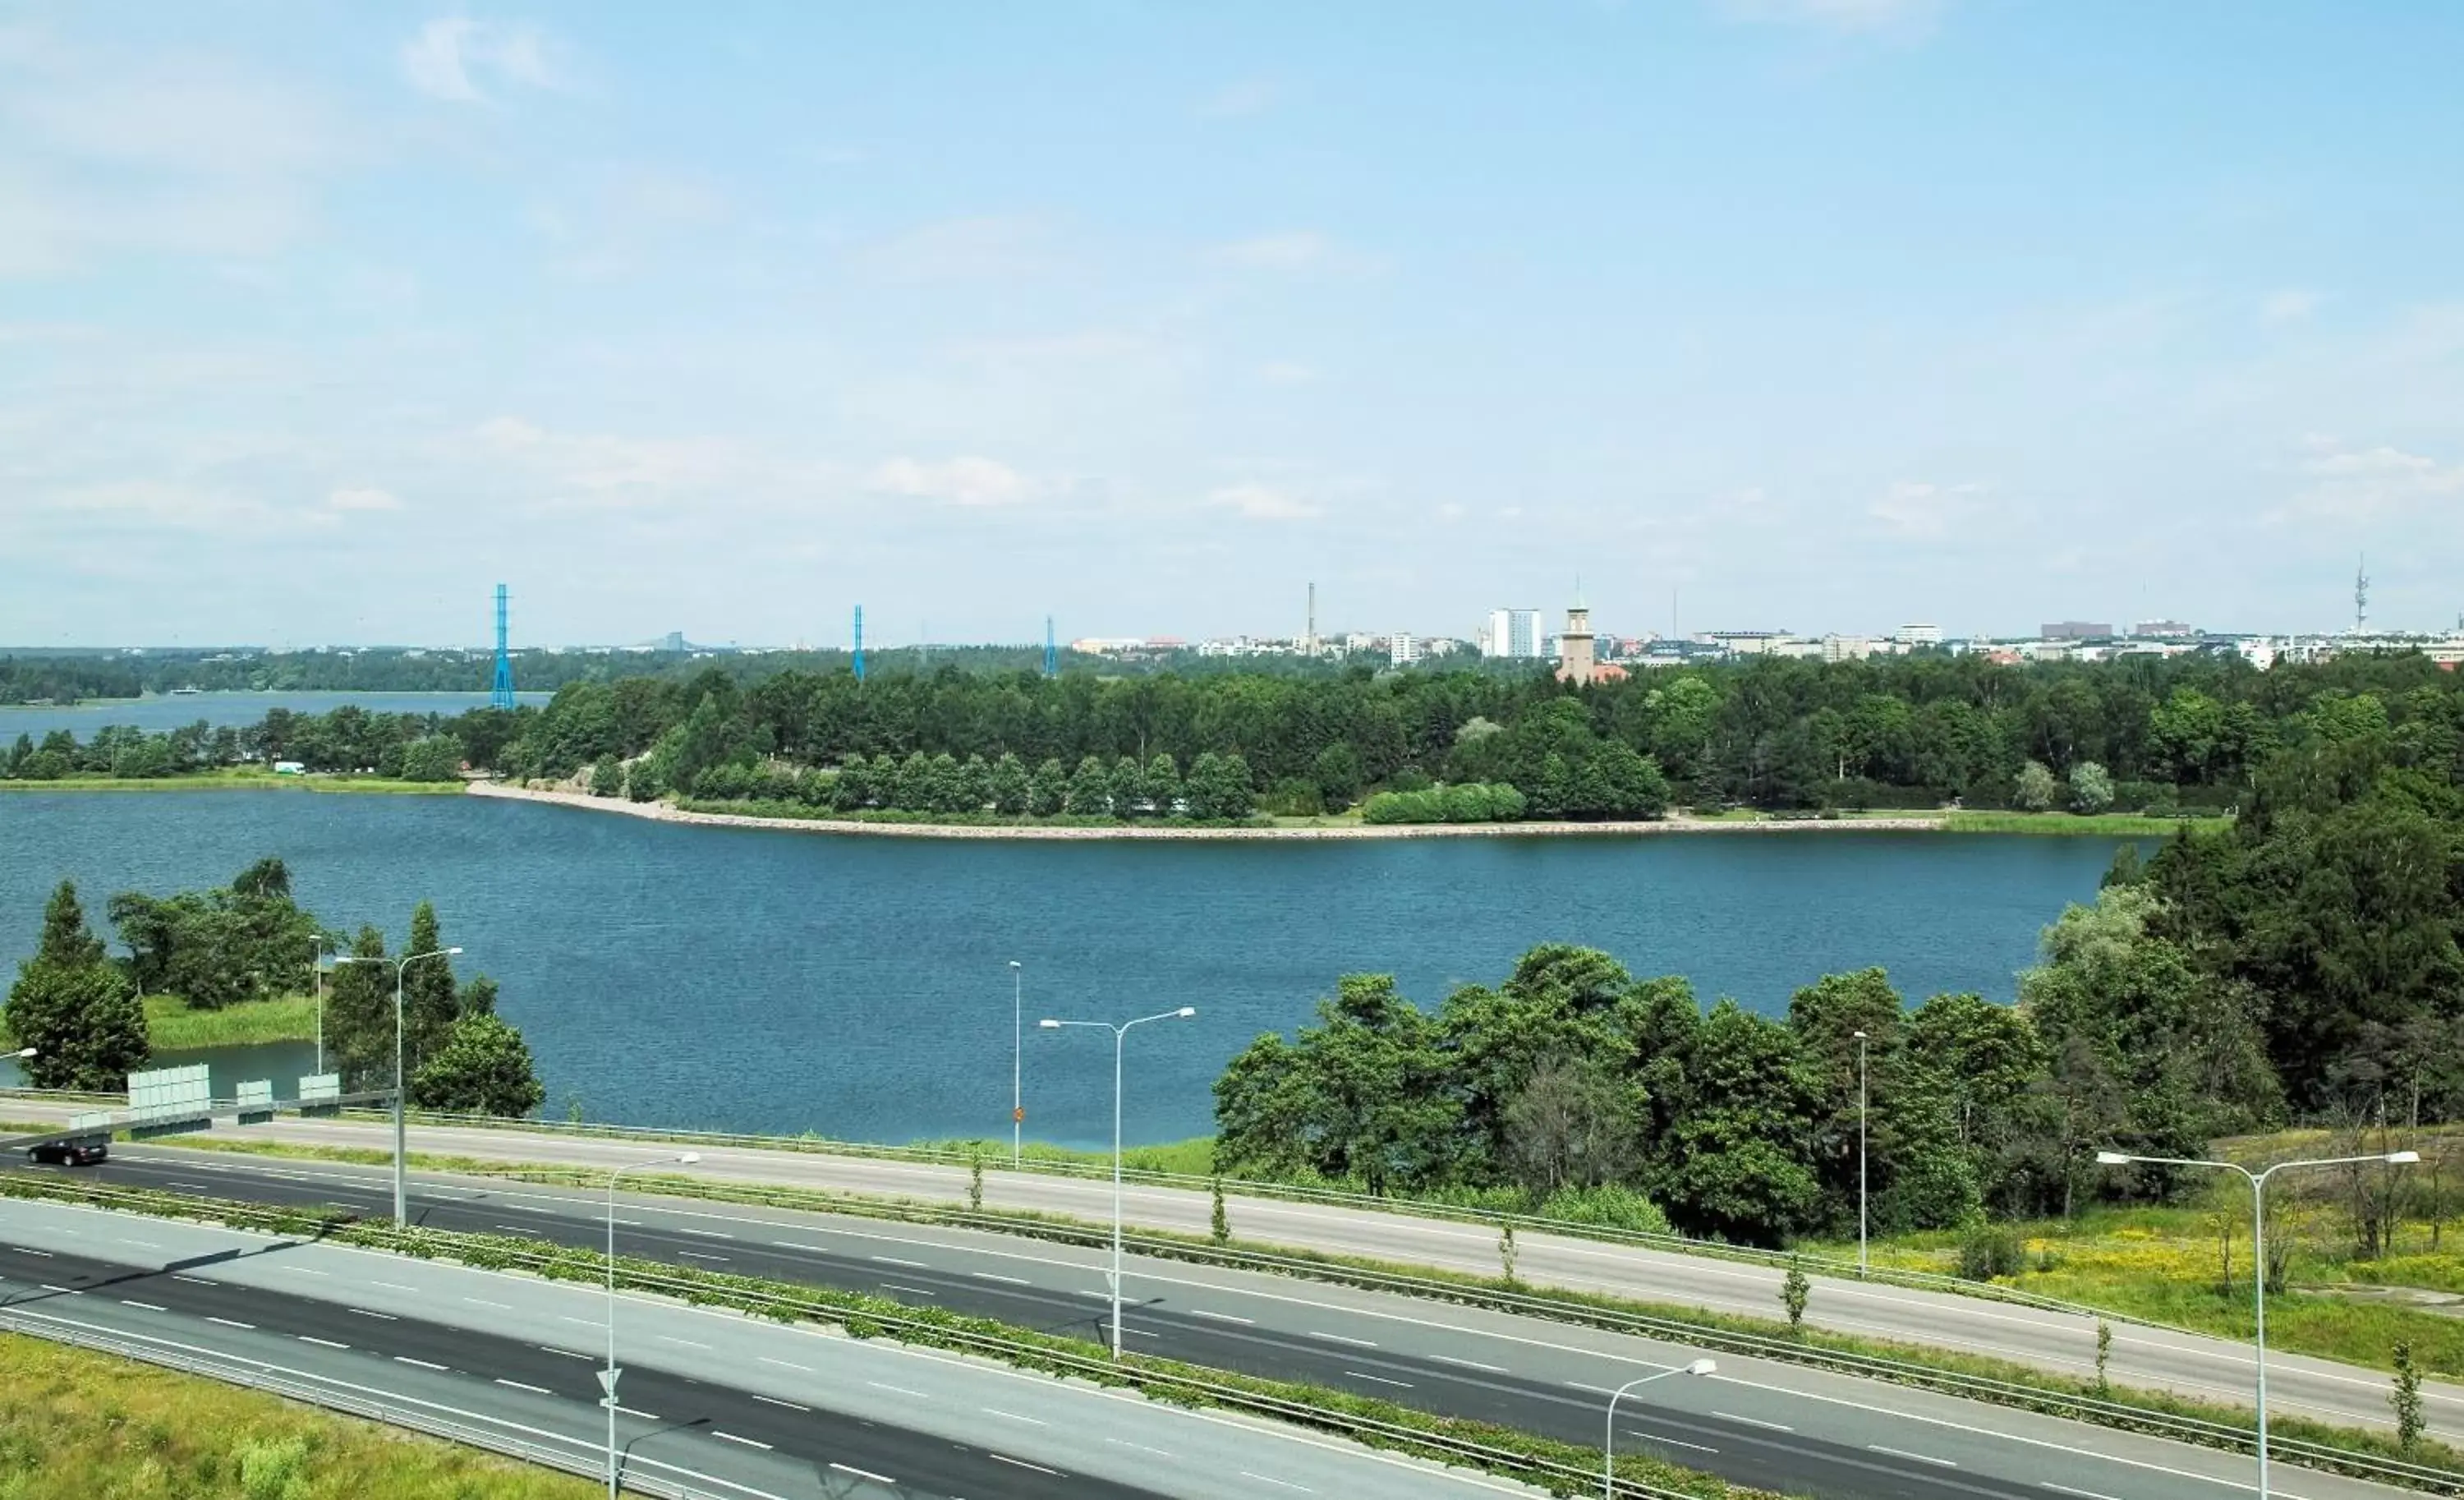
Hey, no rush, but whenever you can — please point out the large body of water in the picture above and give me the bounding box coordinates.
[0,791,2127,1147]
[0,691,553,741]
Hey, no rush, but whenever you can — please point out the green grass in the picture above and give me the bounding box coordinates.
[911,1134,1219,1175]
[0,770,462,795]
[0,1329,596,1499]
[142,992,319,1050]
[1942,810,2231,835]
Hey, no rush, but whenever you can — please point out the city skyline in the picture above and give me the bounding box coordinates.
[7,3,2464,645]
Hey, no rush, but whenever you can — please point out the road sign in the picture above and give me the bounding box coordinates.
[1014,1107,1024,1123]
[236,1079,274,1126]
[127,1064,211,1139]
[597,1367,622,1397]
[298,1074,342,1118]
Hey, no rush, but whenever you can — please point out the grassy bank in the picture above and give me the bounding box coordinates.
[1942,810,2228,835]
[144,992,318,1050]
[0,1329,595,1499]
[0,770,462,794]
[913,1134,1218,1176]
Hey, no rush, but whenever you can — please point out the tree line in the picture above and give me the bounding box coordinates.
[10,650,2461,826]
[1211,678,2464,1248]
[2,863,544,1117]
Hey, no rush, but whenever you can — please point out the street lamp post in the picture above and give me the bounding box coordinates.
[333,946,462,1227]
[8,1047,34,1060]
[1603,1358,1717,1498]
[1009,960,1023,1171]
[309,934,332,1077]
[2095,1146,2418,1498]
[1039,1006,1198,1356]
[605,1152,698,1499]
[1852,1028,1869,1277]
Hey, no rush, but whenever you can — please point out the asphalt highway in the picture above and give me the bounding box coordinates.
[34,1108,2443,1442]
[0,1196,1541,1500]
[7,1143,2427,1500]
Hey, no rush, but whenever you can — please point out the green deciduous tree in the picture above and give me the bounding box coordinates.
[4,881,149,1091]
[2014,760,2058,812]
[411,1013,545,1116]
[2067,760,2115,813]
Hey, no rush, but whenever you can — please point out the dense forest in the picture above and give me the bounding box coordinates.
[1211,683,2464,1245]
[10,651,2457,824]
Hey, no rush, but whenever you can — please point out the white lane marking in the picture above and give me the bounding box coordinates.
[166,1181,214,1192]
[972,1272,1032,1286]
[1434,1354,1508,1374]
[829,1463,896,1485]
[2044,1486,2124,1500]
[39,1286,80,1295]
[205,1316,255,1330]
[775,1243,832,1254]
[395,1356,449,1371]
[1869,1444,1956,1468]
[282,1268,330,1277]
[879,1283,936,1298]
[1106,1437,1175,1458]
[677,1228,733,1240]
[869,1254,927,1268]
[539,1346,595,1360]
[1239,1473,1312,1493]
[678,1251,729,1263]
[713,1432,771,1450]
[1309,1330,1377,1348]
[1712,1411,1794,1433]
[463,1298,511,1311]
[494,1225,532,1235]
[753,1394,810,1412]
[298,1336,349,1349]
[1625,1429,1717,1454]
[113,1238,162,1249]
[1192,1309,1253,1325]
[981,1406,1046,1425]
[1345,1370,1412,1388]
[119,1300,168,1312]
[610,1218,644,1227]
[16,1250,52,1258]
[496,1378,553,1394]
[171,1274,211,1283]
[347,1308,398,1321]
[990,1455,1062,1475]
[560,1316,602,1326]
[616,1406,661,1421]
[757,1356,813,1373]
[866,1380,924,1398]
[656,1336,712,1350]
[371,1281,416,1293]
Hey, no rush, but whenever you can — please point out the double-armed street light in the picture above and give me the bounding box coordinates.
[1038,1006,1198,1356]
[604,1152,699,1499]
[1009,960,1024,1170]
[1604,1358,1717,1498]
[8,1047,34,1061]
[2095,1146,2419,1498]
[332,946,462,1226]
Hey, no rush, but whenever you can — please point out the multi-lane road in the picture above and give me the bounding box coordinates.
[0,1194,1543,1500]
[6,1104,2448,1442]
[2,1142,2428,1500]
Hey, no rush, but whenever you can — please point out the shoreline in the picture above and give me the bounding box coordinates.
[467,780,1949,840]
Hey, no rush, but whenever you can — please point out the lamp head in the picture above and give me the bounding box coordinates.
[676,1152,701,1166]
[1009,960,1021,969]
[1852,1029,1866,1040]
[2095,1150,2131,1166]
[446,947,463,955]
[1685,1358,1717,1376]
[10,1047,34,1060]
[2388,1150,2421,1166]
[1175,1007,1198,1019]
[1038,1019,1061,1030]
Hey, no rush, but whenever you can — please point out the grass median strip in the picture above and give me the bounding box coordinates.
[0,1170,1769,1500]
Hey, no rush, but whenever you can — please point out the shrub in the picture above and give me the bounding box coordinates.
[1534,1183,1673,1235]
[1958,1224,2025,1281]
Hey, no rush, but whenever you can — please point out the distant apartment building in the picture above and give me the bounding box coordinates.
[1823,635,1882,663]
[1388,633,1422,666]
[2132,619,2200,639]
[1481,609,1543,659]
[1893,623,1942,646]
[1699,630,1791,656]
[2040,620,2115,642]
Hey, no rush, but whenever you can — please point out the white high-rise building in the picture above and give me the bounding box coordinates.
[1481,608,1542,659]
[1388,634,1421,666]
[1894,623,1942,646]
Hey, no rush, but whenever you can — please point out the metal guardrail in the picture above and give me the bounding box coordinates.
[283,1102,2148,1329]
[10,1171,2462,1499]
[0,1309,749,1499]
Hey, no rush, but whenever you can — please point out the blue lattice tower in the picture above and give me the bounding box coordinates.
[490,585,515,709]
[853,605,866,683]
[1044,615,1056,678]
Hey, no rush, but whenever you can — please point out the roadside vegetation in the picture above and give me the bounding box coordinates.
[0,768,462,794]
[141,992,318,1050]
[0,1329,595,1499]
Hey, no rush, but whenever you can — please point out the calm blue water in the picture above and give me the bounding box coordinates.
[0,691,550,741]
[0,793,2126,1146]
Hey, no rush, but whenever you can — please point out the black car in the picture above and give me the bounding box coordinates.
[27,1139,108,1166]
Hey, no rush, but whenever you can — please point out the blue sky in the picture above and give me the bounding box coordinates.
[6,1,2462,648]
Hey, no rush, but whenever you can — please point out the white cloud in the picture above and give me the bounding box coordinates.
[471,416,747,508]
[1198,79,1280,119]
[2260,288,2320,324]
[1720,0,1947,35]
[867,456,1037,508]
[2272,439,2464,526]
[1208,483,1319,521]
[328,486,401,512]
[401,17,567,104]
[1869,480,1982,538]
